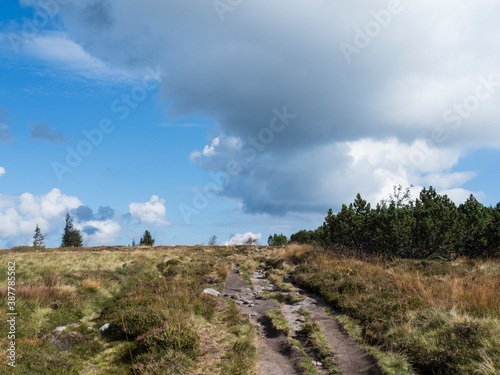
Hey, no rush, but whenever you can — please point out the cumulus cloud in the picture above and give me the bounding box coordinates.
[224,232,262,246]
[0,189,125,247]
[79,219,121,244]
[28,0,500,212]
[0,167,5,177]
[29,122,69,144]
[129,195,170,226]
[202,137,220,157]
[0,188,82,246]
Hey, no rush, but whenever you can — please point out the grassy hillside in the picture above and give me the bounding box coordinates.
[1,244,498,374]
[0,245,256,374]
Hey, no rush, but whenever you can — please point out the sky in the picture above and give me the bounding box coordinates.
[0,0,499,248]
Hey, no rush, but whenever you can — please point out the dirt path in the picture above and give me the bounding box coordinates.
[223,264,382,375]
[309,305,382,375]
[222,265,301,375]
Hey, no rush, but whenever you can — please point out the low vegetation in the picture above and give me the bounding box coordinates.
[1,239,497,374]
[0,245,254,374]
[265,243,500,375]
[266,309,291,336]
[299,319,340,373]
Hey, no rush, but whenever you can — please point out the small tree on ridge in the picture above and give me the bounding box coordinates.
[33,224,46,249]
[61,213,83,247]
[140,230,155,246]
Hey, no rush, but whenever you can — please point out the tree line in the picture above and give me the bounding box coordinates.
[32,213,156,249]
[284,186,500,259]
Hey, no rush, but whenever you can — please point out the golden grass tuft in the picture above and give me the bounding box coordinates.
[82,279,102,291]
[0,285,74,304]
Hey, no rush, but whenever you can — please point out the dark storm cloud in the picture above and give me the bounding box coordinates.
[51,0,500,213]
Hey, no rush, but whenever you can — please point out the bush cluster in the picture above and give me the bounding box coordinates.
[292,186,500,258]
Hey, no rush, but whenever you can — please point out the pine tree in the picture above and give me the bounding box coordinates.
[139,230,155,246]
[61,213,83,247]
[33,224,46,249]
[268,233,287,246]
[458,195,488,257]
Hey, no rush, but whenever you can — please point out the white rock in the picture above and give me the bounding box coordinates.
[53,326,66,334]
[99,323,110,332]
[202,288,221,297]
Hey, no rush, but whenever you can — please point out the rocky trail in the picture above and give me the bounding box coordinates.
[222,265,301,375]
[222,264,382,375]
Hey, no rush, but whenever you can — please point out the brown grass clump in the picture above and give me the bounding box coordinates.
[82,279,102,292]
[0,285,74,304]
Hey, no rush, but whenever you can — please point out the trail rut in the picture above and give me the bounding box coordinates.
[222,264,382,375]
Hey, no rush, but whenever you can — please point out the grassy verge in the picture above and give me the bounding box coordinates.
[267,308,291,336]
[326,310,412,375]
[221,301,257,375]
[299,319,340,374]
[288,338,321,375]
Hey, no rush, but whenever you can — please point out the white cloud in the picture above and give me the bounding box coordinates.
[3,32,135,82]
[0,188,82,246]
[78,220,121,245]
[345,138,482,204]
[189,150,202,161]
[0,167,5,177]
[0,188,127,247]
[440,188,485,205]
[224,232,262,246]
[202,137,220,157]
[129,195,170,226]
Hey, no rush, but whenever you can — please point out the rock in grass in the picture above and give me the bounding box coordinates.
[202,288,221,297]
[99,323,110,333]
[302,297,317,306]
[53,326,66,335]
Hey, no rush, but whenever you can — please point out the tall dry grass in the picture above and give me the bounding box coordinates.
[282,244,500,374]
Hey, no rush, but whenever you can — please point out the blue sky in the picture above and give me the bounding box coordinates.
[0,0,499,248]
